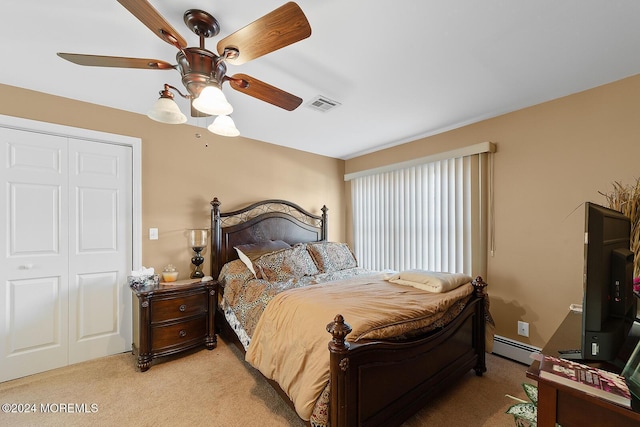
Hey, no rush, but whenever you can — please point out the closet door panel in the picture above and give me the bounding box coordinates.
[68,139,132,363]
[6,277,64,352]
[0,128,69,382]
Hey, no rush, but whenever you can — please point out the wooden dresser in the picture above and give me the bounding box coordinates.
[527,311,640,426]
[131,279,217,371]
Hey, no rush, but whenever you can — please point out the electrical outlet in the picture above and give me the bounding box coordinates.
[518,321,529,337]
[149,228,158,240]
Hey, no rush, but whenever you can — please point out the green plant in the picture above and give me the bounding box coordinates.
[505,382,538,427]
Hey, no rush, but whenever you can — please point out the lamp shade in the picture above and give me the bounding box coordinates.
[188,229,208,248]
[208,115,240,137]
[192,85,233,116]
[147,97,187,124]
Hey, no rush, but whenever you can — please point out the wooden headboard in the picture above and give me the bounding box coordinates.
[210,198,328,279]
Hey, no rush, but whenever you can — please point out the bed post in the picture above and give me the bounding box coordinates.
[327,314,352,427]
[321,205,328,241]
[210,197,222,278]
[472,276,488,376]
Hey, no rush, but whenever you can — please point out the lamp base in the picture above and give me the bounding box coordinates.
[190,246,205,279]
[190,271,205,279]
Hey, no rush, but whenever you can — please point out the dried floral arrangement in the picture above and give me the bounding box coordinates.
[599,178,640,280]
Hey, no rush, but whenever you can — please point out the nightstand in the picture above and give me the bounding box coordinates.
[131,279,217,371]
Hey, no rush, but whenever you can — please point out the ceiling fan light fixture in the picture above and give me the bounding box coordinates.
[147,96,187,124]
[193,85,233,116]
[208,115,240,137]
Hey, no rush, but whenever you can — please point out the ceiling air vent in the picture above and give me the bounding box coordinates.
[307,96,341,112]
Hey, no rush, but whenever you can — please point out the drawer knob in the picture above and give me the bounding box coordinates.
[179,330,187,338]
[179,304,187,312]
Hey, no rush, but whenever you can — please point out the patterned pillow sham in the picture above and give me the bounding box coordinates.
[306,241,357,273]
[218,259,255,308]
[254,243,319,282]
[235,240,291,278]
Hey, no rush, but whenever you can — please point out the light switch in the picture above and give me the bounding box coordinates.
[149,228,158,240]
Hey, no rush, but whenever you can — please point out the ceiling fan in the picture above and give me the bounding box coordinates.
[57,0,312,136]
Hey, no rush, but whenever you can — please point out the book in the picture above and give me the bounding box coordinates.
[539,354,631,408]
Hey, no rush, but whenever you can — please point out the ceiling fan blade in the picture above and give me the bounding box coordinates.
[57,53,174,70]
[217,2,311,65]
[227,73,302,111]
[117,0,187,48]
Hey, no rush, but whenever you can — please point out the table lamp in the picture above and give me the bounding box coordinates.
[188,229,208,278]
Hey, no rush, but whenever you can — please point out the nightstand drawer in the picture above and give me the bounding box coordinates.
[131,279,217,371]
[151,316,207,351]
[151,291,207,323]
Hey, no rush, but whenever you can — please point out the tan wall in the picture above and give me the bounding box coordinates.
[6,74,640,350]
[346,74,640,348]
[0,84,346,280]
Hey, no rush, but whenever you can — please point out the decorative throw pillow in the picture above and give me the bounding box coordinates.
[254,244,319,282]
[306,241,357,273]
[235,240,291,278]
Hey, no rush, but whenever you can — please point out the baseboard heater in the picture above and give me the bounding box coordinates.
[492,335,541,365]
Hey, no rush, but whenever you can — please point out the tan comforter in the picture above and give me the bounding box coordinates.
[244,272,473,421]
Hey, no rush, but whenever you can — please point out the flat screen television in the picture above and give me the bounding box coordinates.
[573,202,637,362]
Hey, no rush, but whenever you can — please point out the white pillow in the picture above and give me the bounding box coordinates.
[236,248,258,277]
[387,270,472,293]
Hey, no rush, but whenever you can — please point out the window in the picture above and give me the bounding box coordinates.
[347,143,494,276]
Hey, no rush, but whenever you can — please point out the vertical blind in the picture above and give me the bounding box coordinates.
[349,148,492,277]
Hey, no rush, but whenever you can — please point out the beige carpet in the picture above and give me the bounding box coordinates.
[0,338,531,426]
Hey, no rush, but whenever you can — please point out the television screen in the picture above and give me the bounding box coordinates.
[580,202,636,361]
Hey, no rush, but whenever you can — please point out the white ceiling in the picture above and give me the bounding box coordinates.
[2,1,640,159]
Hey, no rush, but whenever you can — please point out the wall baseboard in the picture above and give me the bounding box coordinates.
[492,335,541,365]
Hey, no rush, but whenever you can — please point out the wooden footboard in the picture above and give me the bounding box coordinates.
[326,277,488,427]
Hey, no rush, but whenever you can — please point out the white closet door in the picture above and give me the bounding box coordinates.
[68,139,132,363]
[0,128,70,382]
[0,125,134,382]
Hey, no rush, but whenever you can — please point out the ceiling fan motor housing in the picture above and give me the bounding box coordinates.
[176,47,227,98]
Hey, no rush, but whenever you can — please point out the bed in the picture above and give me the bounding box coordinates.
[210,197,491,427]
